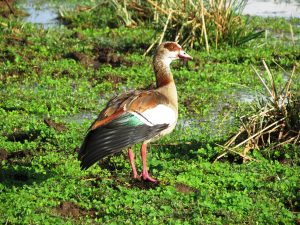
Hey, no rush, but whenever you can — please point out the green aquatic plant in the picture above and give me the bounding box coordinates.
[217,62,299,162]
[0,1,299,224]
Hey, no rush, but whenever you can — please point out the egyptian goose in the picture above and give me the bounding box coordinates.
[78,42,192,182]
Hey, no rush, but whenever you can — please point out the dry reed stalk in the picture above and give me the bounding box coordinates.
[215,62,299,162]
[201,0,210,53]
[4,0,15,16]
[111,0,263,53]
[142,10,173,56]
[251,65,273,97]
[226,118,285,151]
[143,37,160,56]
[263,60,278,103]
[214,144,255,162]
[282,66,296,101]
[159,10,173,45]
[289,24,295,44]
[189,0,197,8]
[146,0,171,17]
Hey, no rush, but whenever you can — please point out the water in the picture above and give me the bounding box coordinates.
[24,6,59,28]
[62,112,96,124]
[19,0,61,28]
[243,0,300,18]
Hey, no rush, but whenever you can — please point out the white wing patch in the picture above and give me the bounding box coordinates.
[130,104,177,126]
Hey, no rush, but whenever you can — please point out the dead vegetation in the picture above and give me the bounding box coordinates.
[216,62,299,162]
[0,0,28,18]
[55,201,96,219]
[108,0,263,52]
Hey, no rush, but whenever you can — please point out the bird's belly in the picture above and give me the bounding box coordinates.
[146,121,177,143]
[160,122,177,136]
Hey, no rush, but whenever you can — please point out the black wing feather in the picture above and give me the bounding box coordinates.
[78,113,168,169]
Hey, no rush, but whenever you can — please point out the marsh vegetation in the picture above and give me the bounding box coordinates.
[0,0,299,224]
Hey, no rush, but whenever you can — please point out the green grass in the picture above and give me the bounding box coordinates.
[0,1,299,224]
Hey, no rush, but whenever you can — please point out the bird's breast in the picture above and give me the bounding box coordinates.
[131,104,177,126]
[132,104,178,143]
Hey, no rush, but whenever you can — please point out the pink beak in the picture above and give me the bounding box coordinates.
[178,50,193,60]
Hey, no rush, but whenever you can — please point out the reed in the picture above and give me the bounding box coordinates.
[109,0,263,52]
[215,63,299,162]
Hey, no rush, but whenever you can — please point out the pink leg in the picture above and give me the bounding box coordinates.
[140,143,157,183]
[128,147,138,179]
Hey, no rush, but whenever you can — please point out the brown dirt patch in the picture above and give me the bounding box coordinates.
[105,73,127,89]
[183,98,192,108]
[175,182,199,194]
[8,150,32,159]
[65,52,95,68]
[105,73,126,84]
[58,202,80,218]
[94,46,132,68]
[111,173,161,190]
[44,118,67,132]
[71,31,86,41]
[128,178,160,189]
[0,148,8,162]
[65,47,132,69]
[55,201,96,219]
[88,73,127,90]
[6,128,40,143]
[97,47,123,67]
[84,174,160,190]
[5,150,33,166]
[0,148,34,167]
[5,35,32,46]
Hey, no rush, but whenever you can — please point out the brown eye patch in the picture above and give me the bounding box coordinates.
[164,42,181,52]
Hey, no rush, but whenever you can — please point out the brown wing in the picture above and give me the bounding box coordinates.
[89,90,137,130]
[78,90,171,169]
[90,90,170,130]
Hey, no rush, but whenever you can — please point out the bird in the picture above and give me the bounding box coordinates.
[78,42,192,183]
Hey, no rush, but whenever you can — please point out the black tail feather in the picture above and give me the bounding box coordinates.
[78,118,168,170]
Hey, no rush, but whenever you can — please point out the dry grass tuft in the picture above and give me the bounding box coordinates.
[215,62,299,162]
[109,0,263,52]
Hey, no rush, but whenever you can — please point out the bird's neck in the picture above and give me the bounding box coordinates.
[153,57,178,111]
[153,57,174,87]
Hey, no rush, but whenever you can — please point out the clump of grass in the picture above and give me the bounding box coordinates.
[110,0,263,52]
[216,62,299,162]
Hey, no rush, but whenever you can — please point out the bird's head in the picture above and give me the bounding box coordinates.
[155,42,193,65]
